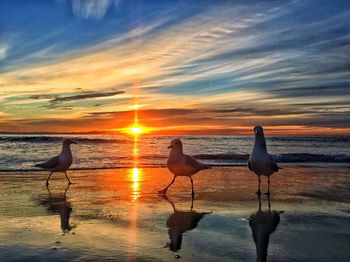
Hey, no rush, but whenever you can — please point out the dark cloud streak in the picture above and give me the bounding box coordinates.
[30,90,125,109]
[51,90,125,103]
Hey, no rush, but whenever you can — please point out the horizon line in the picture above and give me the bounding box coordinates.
[0,131,349,137]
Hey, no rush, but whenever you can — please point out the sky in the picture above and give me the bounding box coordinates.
[0,0,349,135]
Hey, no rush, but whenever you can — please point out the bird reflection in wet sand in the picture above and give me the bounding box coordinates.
[164,196,210,254]
[249,194,284,262]
[37,185,75,233]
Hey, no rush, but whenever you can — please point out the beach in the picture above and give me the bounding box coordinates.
[2,0,350,260]
[0,166,349,261]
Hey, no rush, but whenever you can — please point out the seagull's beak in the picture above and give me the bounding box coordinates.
[168,145,172,149]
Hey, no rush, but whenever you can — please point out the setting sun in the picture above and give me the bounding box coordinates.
[130,126,143,135]
[119,124,152,136]
[116,104,153,136]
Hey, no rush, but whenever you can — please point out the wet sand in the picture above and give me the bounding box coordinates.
[0,166,349,261]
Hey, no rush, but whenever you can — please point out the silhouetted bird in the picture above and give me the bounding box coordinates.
[165,196,210,252]
[35,139,77,186]
[159,139,210,196]
[248,126,281,195]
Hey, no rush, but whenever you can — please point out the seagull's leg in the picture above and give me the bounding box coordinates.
[256,175,261,196]
[159,176,176,195]
[64,183,71,198]
[190,176,195,197]
[65,171,73,185]
[258,193,261,211]
[46,172,53,187]
[267,193,271,211]
[191,193,194,210]
[265,176,271,196]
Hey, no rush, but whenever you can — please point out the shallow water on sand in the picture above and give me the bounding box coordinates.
[0,167,349,261]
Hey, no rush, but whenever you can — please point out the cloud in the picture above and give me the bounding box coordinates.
[0,44,8,60]
[30,90,125,109]
[2,106,349,135]
[84,106,350,130]
[51,90,125,102]
[1,1,349,134]
[70,0,123,20]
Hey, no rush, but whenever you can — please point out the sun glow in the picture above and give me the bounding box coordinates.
[130,126,143,135]
[116,104,152,136]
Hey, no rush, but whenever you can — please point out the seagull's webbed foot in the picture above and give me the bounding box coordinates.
[68,181,73,185]
[256,190,261,197]
[264,191,271,197]
[46,182,49,187]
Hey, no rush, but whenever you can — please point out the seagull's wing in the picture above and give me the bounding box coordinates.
[267,154,280,172]
[36,155,60,169]
[184,154,210,171]
[247,159,252,171]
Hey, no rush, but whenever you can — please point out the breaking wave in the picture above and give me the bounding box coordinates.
[193,153,350,163]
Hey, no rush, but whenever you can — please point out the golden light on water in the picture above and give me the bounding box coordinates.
[116,103,149,201]
[129,134,142,202]
[132,133,139,159]
[129,167,142,202]
[129,108,142,201]
[132,167,140,182]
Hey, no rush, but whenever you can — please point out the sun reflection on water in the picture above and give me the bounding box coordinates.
[129,133,142,202]
[130,166,142,202]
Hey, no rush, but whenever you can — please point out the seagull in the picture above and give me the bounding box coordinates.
[159,139,210,196]
[248,126,281,195]
[164,196,210,252]
[35,139,77,186]
[249,194,283,262]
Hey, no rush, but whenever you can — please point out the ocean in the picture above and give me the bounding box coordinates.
[0,134,350,172]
